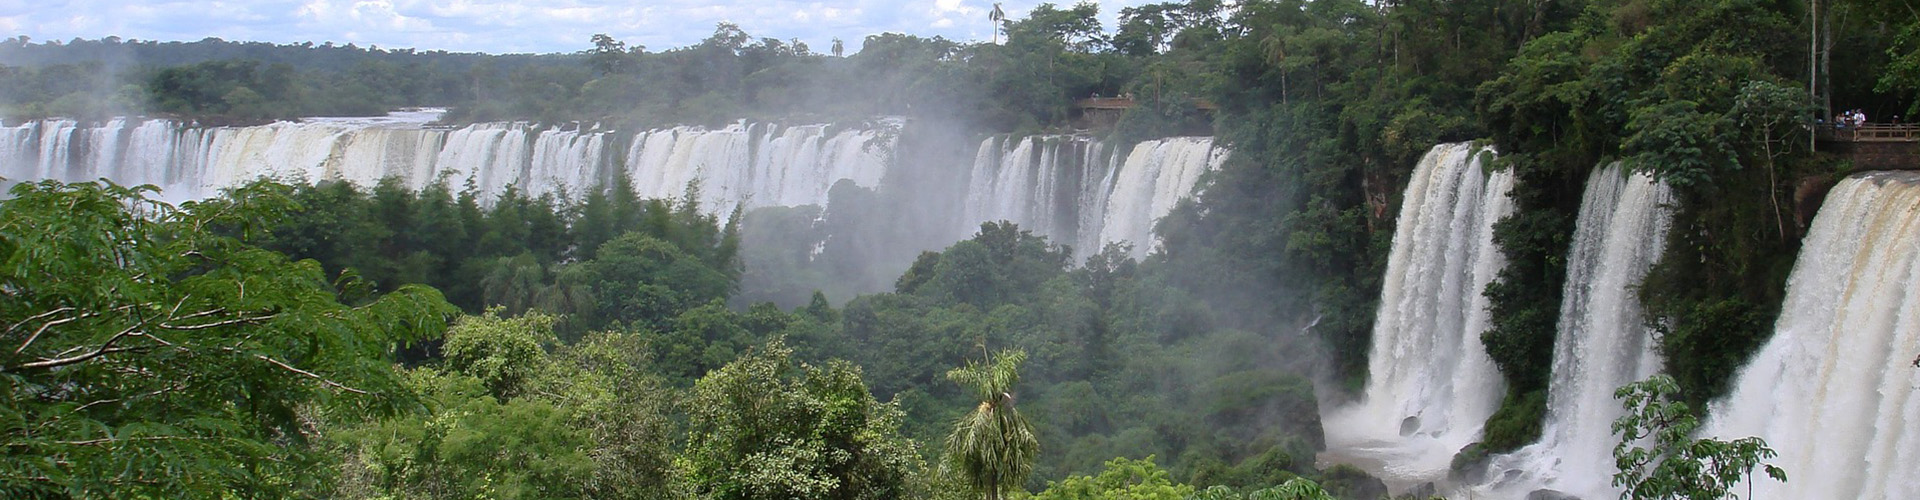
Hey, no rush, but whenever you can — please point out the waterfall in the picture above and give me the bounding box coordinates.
[961,135,1222,257]
[0,112,892,215]
[1096,137,1225,256]
[1323,143,1512,484]
[962,135,1115,251]
[1472,164,1676,499]
[1705,171,1920,499]
[623,122,892,214]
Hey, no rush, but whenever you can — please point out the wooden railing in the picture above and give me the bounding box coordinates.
[1075,97,1137,109]
[1819,123,1920,142]
[1072,97,1219,111]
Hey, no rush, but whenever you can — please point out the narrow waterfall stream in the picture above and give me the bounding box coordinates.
[1323,143,1512,486]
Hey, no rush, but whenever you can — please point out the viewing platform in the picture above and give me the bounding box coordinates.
[1071,96,1218,130]
[1819,123,1920,171]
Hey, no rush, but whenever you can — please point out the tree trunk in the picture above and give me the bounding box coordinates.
[1809,0,1820,152]
[1821,2,1833,119]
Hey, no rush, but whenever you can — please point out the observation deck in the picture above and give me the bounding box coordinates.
[1071,96,1218,130]
[1818,123,1920,171]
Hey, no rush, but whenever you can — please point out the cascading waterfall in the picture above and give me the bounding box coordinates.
[1472,164,1675,499]
[4,112,1233,305]
[1323,143,1512,485]
[0,113,893,214]
[961,135,1223,257]
[1096,137,1224,256]
[963,135,1116,251]
[1704,171,1920,499]
[625,122,892,213]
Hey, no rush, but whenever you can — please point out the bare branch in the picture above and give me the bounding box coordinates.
[15,315,82,355]
[55,435,206,447]
[70,398,122,413]
[159,313,274,331]
[14,320,147,370]
[7,306,74,335]
[10,304,148,354]
[168,307,228,323]
[221,347,369,395]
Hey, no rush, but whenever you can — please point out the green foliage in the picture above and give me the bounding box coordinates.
[0,180,455,497]
[1611,375,1785,500]
[442,309,556,399]
[1880,15,1920,114]
[1469,0,1843,443]
[1478,388,1549,452]
[330,368,597,499]
[1188,480,1337,500]
[240,177,744,344]
[1641,298,1775,409]
[679,339,924,500]
[1033,454,1338,500]
[572,233,735,330]
[1624,99,1740,188]
[329,322,677,500]
[919,222,1073,308]
[827,221,1330,488]
[1033,456,1193,500]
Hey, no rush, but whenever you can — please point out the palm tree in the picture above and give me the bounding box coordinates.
[990,3,1007,44]
[944,349,1036,500]
[1260,31,1288,105]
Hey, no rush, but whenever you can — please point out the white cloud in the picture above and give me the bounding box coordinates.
[0,0,1165,54]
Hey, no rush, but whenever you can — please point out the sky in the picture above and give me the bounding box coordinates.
[0,0,1162,55]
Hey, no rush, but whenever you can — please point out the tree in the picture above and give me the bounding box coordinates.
[678,339,923,500]
[1189,480,1336,500]
[329,319,675,500]
[991,3,1008,44]
[1612,375,1785,500]
[441,309,555,399]
[0,180,455,497]
[328,367,596,500]
[944,349,1038,500]
[586,33,633,76]
[1032,456,1190,500]
[1729,79,1814,239]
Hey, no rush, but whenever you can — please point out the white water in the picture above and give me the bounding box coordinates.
[962,135,1222,257]
[0,113,894,214]
[1472,164,1675,499]
[1705,171,1920,499]
[627,122,892,214]
[1324,143,1513,484]
[1097,137,1225,256]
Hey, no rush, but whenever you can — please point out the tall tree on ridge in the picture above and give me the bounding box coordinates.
[944,349,1037,500]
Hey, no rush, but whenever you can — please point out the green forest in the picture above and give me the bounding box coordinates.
[3,0,1917,498]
